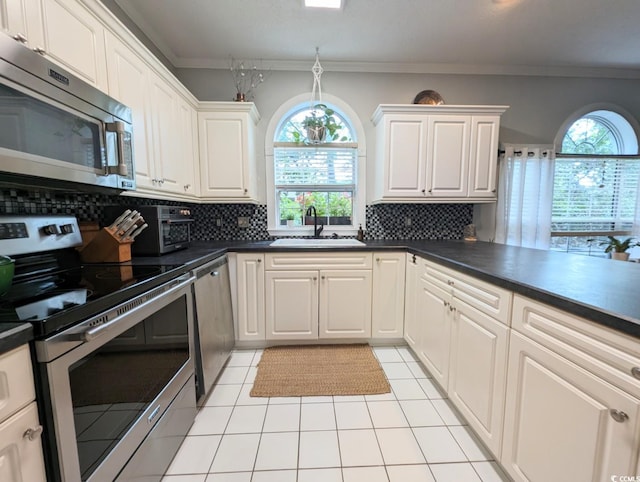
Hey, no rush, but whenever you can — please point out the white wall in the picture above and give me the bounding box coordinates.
[177,68,640,237]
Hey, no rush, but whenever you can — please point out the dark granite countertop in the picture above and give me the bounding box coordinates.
[4,238,638,353]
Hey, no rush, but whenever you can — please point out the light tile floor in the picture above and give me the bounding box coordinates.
[162,345,512,482]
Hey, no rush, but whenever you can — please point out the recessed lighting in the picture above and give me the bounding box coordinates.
[304,0,342,9]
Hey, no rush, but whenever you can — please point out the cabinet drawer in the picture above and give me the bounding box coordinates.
[512,294,640,398]
[0,345,35,422]
[265,252,373,270]
[423,259,512,325]
[0,401,46,482]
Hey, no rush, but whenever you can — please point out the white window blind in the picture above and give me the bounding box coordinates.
[274,146,356,189]
[552,157,640,233]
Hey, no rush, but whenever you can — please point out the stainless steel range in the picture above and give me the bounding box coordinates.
[0,215,196,482]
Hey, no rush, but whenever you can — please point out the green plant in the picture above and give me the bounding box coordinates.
[302,104,345,142]
[285,212,295,221]
[600,236,639,253]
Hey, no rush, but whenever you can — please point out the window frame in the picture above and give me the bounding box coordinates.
[264,93,366,237]
[550,105,640,254]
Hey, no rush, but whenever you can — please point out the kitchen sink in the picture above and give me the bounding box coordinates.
[270,238,366,247]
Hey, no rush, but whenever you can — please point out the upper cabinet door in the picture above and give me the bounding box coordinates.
[198,104,260,202]
[468,115,500,198]
[381,115,428,197]
[104,31,154,190]
[426,115,470,198]
[32,0,109,91]
[0,0,28,40]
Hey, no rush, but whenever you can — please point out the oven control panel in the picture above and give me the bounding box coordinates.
[0,216,82,256]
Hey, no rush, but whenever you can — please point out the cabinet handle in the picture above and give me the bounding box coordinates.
[23,425,43,441]
[13,33,28,43]
[33,46,46,55]
[631,367,640,380]
[411,254,417,264]
[609,409,629,423]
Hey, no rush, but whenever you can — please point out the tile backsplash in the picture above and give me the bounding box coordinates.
[0,187,472,241]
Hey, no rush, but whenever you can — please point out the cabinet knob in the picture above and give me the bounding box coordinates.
[23,425,43,441]
[376,257,381,263]
[13,33,28,43]
[313,276,317,281]
[449,304,455,312]
[447,280,454,286]
[256,259,262,263]
[444,301,449,307]
[428,189,432,194]
[421,189,426,194]
[33,46,46,55]
[492,189,497,193]
[244,188,248,194]
[631,367,640,380]
[158,178,165,185]
[609,409,629,423]
[321,275,325,280]
[184,183,191,191]
[411,255,417,264]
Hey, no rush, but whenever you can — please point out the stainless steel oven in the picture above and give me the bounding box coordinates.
[0,34,135,192]
[36,274,195,482]
[0,215,196,482]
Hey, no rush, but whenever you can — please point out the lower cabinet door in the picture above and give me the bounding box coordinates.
[417,278,452,388]
[319,270,372,338]
[502,331,640,482]
[403,255,421,349]
[266,271,318,340]
[448,299,508,457]
[0,402,46,482]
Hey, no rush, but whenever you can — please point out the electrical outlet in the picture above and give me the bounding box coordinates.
[405,216,412,227]
[215,218,222,227]
[237,216,250,228]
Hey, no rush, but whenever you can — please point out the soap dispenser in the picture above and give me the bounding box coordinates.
[356,224,364,241]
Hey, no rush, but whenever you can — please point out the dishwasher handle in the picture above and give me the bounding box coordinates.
[195,255,228,279]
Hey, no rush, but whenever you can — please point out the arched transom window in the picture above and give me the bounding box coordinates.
[551,109,640,254]
[273,103,359,230]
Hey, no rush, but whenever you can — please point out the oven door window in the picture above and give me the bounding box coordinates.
[0,83,104,171]
[68,298,189,480]
[162,222,191,247]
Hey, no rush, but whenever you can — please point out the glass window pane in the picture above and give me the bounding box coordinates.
[277,191,353,226]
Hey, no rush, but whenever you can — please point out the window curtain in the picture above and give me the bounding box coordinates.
[495,145,555,249]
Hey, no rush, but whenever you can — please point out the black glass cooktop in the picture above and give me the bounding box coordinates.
[0,263,184,338]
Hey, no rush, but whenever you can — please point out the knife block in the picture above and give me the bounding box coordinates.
[79,227,133,263]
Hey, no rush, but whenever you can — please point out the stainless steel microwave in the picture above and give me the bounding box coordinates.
[0,34,135,191]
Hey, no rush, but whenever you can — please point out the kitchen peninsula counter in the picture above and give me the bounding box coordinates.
[159,239,640,339]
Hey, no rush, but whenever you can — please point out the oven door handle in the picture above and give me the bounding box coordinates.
[76,274,194,343]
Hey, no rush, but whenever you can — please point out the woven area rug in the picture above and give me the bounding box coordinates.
[250,344,391,397]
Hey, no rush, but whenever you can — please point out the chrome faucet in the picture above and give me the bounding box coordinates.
[305,205,324,238]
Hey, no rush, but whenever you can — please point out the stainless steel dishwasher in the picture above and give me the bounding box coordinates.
[193,255,235,404]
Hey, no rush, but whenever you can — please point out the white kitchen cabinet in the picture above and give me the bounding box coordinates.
[198,103,261,202]
[265,270,318,340]
[319,269,372,338]
[0,345,46,482]
[104,30,154,188]
[448,299,509,457]
[264,252,373,341]
[371,252,406,338]
[0,0,30,40]
[235,254,265,341]
[416,276,452,388]
[403,254,421,350]
[371,105,508,203]
[502,330,640,482]
[23,0,109,91]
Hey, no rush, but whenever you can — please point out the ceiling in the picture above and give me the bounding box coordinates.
[113,0,640,77]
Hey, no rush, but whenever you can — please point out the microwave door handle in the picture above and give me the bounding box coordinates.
[105,121,128,176]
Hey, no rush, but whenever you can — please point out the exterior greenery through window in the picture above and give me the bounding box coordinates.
[551,113,640,255]
[274,105,357,227]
